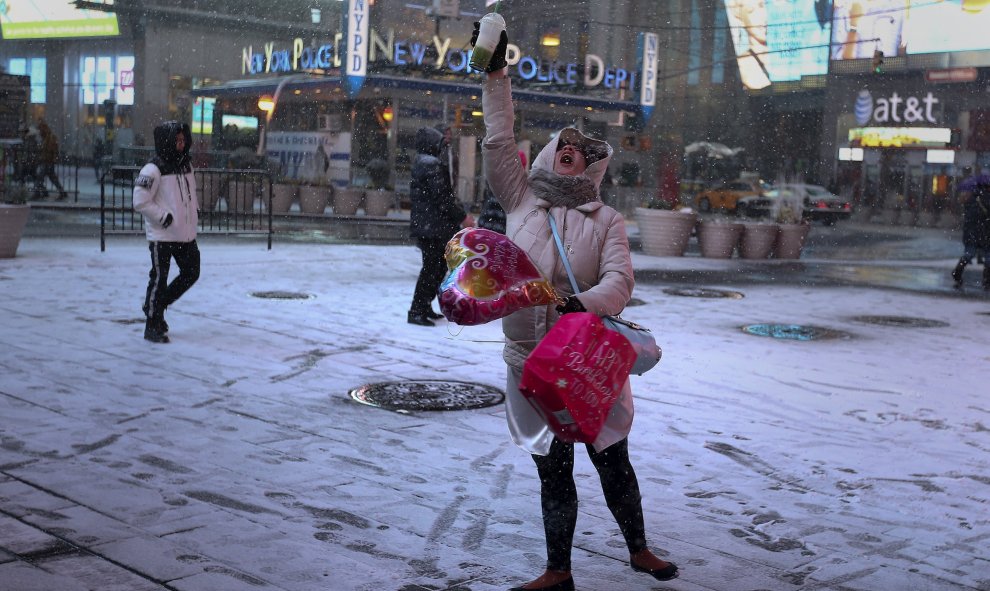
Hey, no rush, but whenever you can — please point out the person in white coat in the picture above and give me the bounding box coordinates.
[473,24,678,591]
[133,121,199,344]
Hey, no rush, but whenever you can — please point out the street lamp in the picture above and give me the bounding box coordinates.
[257,96,275,113]
[255,74,307,157]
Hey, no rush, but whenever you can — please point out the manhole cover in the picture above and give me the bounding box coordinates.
[250,291,312,300]
[664,287,744,299]
[741,324,850,341]
[850,315,949,328]
[349,380,504,412]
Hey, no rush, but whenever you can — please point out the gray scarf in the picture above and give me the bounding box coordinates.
[528,168,599,209]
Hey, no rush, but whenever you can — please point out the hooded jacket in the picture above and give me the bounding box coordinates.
[482,75,635,455]
[409,126,465,239]
[133,121,198,242]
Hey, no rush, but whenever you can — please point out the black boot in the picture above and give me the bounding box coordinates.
[143,305,168,333]
[951,259,967,288]
[407,311,435,326]
[144,318,170,343]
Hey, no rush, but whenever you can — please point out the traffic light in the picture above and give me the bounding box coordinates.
[872,50,884,74]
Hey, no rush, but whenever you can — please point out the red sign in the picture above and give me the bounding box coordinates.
[925,68,977,84]
[119,69,134,90]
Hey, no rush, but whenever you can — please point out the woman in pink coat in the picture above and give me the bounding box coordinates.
[475,25,678,591]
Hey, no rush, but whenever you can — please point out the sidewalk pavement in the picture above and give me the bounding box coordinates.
[1,235,989,591]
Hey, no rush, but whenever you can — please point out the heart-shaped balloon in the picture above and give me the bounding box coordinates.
[439,228,558,326]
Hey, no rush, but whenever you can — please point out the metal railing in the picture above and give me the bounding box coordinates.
[0,141,80,202]
[100,166,274,251]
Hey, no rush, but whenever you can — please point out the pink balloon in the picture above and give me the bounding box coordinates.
[439,228,558,326]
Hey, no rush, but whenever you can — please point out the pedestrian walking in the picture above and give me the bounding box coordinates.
[13,126,39,186]
[951,182,990,290]
[473,24,678,591]
[408,126,474,326]
[133,121,200,343]
[34,120,68,200]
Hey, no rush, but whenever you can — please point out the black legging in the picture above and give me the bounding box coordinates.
[144,240,200,320]
[533,437,647,572]
[410,237,447,314]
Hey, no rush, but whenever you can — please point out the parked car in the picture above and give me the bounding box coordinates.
[695,179,769,213]
[737,183,853,225]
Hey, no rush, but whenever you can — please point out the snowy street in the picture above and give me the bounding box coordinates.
[1,235,989,591]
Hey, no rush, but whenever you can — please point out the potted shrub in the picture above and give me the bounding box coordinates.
[197,170,221,213]
[333,185,363,216]
[635,195,697,257]
[270,176,298,214]
[697,217,744,258]
[739,219,779,259]
[362,158,393,217]
[0,184,31,258]
[298,179,330,214]
[737,204,779,260]
[772,194,811,259]
[224,147,262,213]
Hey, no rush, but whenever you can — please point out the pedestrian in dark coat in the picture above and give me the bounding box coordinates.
[951,182,990,290]
[14,126,39,185]
[34,120,68,200]
[408,126,474,326]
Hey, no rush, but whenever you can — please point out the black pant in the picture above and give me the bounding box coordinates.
[533,438,647,571]
[144,240,200,320]
[411,237,447,314]
[34,163,64,194]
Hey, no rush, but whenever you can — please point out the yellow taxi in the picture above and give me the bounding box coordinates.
[694,179,768,213]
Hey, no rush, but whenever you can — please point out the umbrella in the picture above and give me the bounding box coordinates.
[957,173,990,192]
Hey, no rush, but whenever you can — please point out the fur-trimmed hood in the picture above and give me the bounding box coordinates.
[529,127,613,198]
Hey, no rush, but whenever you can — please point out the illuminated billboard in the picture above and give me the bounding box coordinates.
[832,0,990,60]
[848,126,953,148]
[1,2,119,40]
[723,0,832,90]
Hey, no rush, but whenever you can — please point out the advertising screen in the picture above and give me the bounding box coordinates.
[1,2,119,40]
[724,1,832,90]
[831,0,990,59]
[221,115,259,130]
[848,126,952,148]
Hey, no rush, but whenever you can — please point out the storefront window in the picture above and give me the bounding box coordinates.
[7,57,46,104]
[80,55,135,106]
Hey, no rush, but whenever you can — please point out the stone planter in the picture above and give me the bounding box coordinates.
[197,173,221,213]
[739,222,779,259]
[635,207,697,257]
[773,223,811,259]
[269,183,296,214]
[298,184,330,215]
[363,189,393,216]
[333,187,363,216]
[0,204,30,258]
[697,219,744,258]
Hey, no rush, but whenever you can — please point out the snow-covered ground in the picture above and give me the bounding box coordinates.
[1,236,988,591]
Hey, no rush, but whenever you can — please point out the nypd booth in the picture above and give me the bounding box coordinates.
[190,3,660,208]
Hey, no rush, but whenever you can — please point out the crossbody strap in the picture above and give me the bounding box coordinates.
[548,212,581,295]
